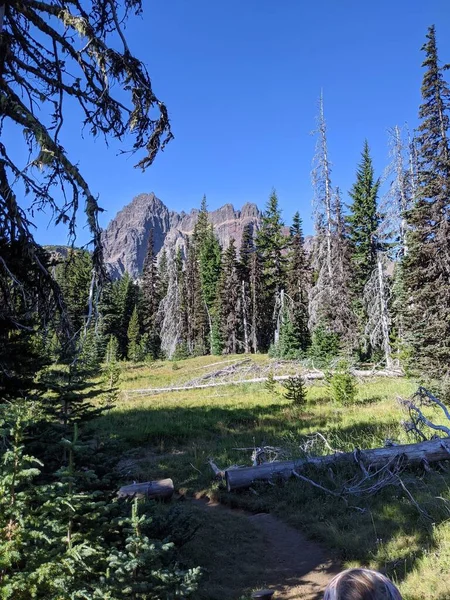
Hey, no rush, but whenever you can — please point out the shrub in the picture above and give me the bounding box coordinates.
[264,372,278,397]
[308,324,340,366]
[326,362,357,405]
[282,375,307,407]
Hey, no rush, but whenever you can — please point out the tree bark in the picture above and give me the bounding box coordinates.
[225,437,450,491]
[117,478,174,499]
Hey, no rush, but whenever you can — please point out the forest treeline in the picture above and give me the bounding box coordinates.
[46,25,450,380]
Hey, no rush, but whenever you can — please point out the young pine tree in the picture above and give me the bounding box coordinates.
[286,212,310,352]
[127,305,141,362]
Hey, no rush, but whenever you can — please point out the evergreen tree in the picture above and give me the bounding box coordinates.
[256,190,287,351]
[192,197,222,352]
[184,238,208,355]
[140,228,160,358]
[55,249,93,334]
[347,141,381,294]
[238,223,255,281]
[347,141,381,354]
[218,239,241,354]
[238,224,255,353]
[127,305,141,362]
[403,25,450,377]
[249,250,264,353]
[286,212,310,352]
[100,273,138,358]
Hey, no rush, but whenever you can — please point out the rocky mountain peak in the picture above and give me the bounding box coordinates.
[102,193,262,279]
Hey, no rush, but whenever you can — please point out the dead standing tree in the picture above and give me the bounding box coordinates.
[0,0,172,336]
[309,94,356,346]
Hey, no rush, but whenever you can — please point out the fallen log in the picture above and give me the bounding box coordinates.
[118,478,174,499]
[225,437,450,491]
[126,368,403,396]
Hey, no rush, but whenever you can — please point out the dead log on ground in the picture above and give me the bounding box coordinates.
[118,478,174,499]
[225,437,450,491]
[126,368,403,396]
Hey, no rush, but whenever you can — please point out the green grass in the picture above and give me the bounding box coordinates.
[89,355,450,600]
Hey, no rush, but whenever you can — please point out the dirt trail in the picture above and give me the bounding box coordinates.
[196,498,340,600]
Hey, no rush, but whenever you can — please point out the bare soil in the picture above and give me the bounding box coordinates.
[195,498,340,600]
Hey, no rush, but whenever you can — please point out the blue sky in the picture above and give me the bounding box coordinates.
[12,0,450,246]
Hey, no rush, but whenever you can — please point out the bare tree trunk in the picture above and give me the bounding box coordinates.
[118,478,174,499]
[225,437,450,491]
[318,93,333,284]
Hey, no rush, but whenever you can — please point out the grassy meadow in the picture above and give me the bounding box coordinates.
[90,355,450,600]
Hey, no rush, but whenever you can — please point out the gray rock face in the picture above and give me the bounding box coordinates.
[102,193,262,278]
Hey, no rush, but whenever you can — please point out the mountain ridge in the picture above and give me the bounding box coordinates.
[102,193,262,278]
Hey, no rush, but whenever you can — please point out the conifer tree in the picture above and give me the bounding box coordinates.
[140,228,160,358]
[184,238,208,355]
[218,239,241,354]
[100,273,138,358]
[347,141,381,354]
[238,223,255,280]
[402,25,450,377]
[256,190,287,351]
[192,198,222,352]
[347,141,381,293]
[127,305,141,362]
[286,212,310,352]
[249,250,264,353]
[238,224,255,353]
[55,249,93,335]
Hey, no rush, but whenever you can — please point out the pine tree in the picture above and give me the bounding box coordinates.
[127,305,141,362]
[347,141,381,354]
[348,141,381,293]
[192,197,222,352]
[249,250,264,353]
[403,25,450,377]
[140,228,160,358]
[100,273,138,358]
[286,212,310,352]
[238,224,255,354]
[55,249,93,334]
[238,223,255,281]
[256,190,287,351]
[184,238,208,355]
[218,239,241,354]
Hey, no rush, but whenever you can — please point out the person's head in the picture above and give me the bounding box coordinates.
[324,568,402,600]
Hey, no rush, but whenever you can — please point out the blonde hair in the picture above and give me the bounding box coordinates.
[324,568,402,600]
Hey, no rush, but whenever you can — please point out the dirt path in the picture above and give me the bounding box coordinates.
[195,498,340,599]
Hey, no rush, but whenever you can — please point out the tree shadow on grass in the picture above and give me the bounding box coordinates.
[91,404,450,595]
